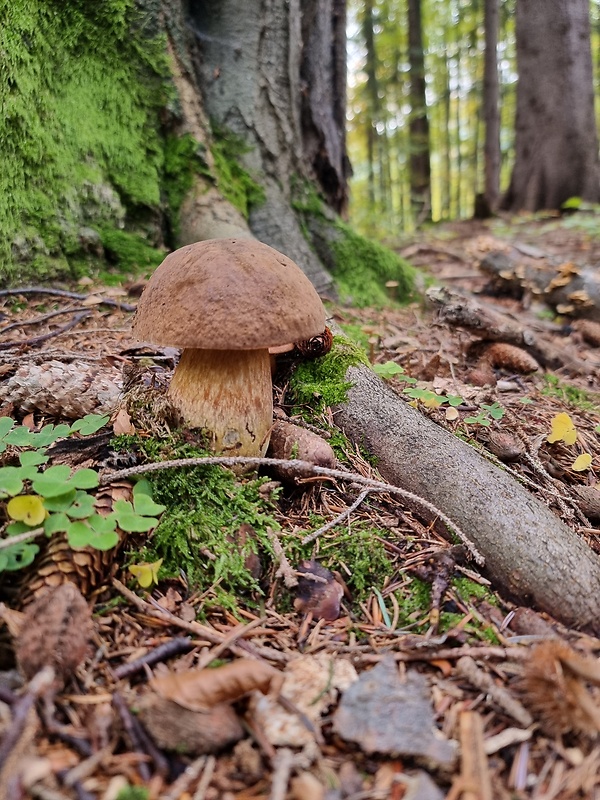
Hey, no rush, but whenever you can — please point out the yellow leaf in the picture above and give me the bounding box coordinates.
[422,396,443,409]
[547,412,577,445]
[571,453,593,472]
[129,559,163,588]
[7,495,47,526]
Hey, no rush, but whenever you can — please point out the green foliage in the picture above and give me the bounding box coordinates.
[211,125,266,218]
[0,415,164,572]
[116,787,149,800]
[464,402,505,427]
[290,335,369,412]
[373,361,411,380]
[116,435,279,611]
[99,228,165,272]
[0,0,169,283]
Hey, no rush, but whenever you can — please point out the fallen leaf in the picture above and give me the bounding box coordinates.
[571,453,592,472]
[150,659,283,712]
[129,559,163,588]
[547,412,577,446]
[113,407,135,435]
[445,406,459,422]
[294,560,344,621]
[7,495,46,526]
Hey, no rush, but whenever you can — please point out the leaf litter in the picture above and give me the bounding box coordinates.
[0,219,599,797]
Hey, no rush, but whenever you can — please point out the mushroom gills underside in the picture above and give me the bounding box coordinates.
[167,347,273,457]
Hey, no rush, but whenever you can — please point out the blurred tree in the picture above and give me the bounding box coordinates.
[481,0,500,215]
[502,0,600,210]
[407,0,431,223]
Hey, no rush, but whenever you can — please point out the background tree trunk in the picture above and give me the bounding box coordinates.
[407,0,431,224]
[188,0,349,293]
[482,0,500,214]
[502,0,600,211]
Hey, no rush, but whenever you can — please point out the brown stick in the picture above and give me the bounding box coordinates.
[0,312,90,351]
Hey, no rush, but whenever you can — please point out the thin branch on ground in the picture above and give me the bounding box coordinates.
[0,526,45,549]
[101,456,485,565]
[0,306,91,334]
[302,487,385,544]
[0,286,137,312]
[112,636,194,679]
[0,311,90,351]
[264,527,298,587]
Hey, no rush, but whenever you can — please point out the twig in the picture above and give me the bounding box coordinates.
[0,311,90,351]
[0,666,55,773]
[112,578,288,664]
[112,636,194,679]
[456,656,533,727]
[0,526,45,550]
[113,691,169,779]
[265,527,298,588]
[269,748,295,800]
[196,617,265,669]
[163,757,208,800]
[302,487,384,544]
[101,457,485,565]
[0,286,136,312]
[193,755,216,800]
[0,306,91,334]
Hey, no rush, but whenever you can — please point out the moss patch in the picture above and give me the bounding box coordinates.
[289,335,369,413]
[99,229,165,273]
[163,133,211,235]
[0,0,168,284]
[118,434,279,614]
[292,181,416,307]
[211,125,266,219]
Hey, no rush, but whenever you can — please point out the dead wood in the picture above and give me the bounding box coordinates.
[427,285,597,374]
[333,364,600,634]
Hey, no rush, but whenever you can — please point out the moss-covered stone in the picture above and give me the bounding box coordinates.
[99,228,165,272]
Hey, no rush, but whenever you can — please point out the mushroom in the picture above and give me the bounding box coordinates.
[132,238,327,457]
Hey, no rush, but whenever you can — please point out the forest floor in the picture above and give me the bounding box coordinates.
[1,213,600,800]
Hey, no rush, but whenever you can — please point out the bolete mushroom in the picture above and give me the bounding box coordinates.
[132,238,327,457]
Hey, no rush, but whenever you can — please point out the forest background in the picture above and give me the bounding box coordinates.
[348,0,600,237]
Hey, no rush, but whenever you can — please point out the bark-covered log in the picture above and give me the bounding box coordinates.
[333,365,600,633]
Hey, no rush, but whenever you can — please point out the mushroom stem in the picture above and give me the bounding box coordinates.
[168,348,273,456]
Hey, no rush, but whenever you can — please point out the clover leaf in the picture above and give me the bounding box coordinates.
[113,499,162,532]
[0,541,39,572]
[69,414,110,436]
[0,467,25,499]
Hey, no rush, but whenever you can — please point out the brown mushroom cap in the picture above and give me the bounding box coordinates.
[132,238,326,349]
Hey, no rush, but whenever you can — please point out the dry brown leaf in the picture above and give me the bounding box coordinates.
[150,658,283,712]
[294,560,344,621]
[112,407,135,435]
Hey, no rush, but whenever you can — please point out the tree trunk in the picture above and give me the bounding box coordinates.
[188,0,348,293]
[407,0,432,224]
[482,0,500,213]
[502,0,600,211]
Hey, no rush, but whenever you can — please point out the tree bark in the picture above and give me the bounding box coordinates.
[482,0,500,213]
[188,0,349,293]
[407,0,432,224]
[502,0,600,211]
[334,365,600,634]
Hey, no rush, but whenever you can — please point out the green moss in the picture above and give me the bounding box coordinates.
[117,434,279,613]
[98,228,165,273]
[330,221,416,307]
[0,0,169,284]
[116,788,149,800]
[163,133,210,234]
[338,323,372,350]
[292,181,416,307]
[211,125,266,218]
[283,521,391,604]
[541,374,600,412]
[289,335,369,412]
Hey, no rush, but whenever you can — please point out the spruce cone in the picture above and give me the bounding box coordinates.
[18,481,133,607]
[0,360,122,418]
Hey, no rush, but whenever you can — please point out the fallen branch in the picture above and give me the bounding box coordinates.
[333,364,600,634]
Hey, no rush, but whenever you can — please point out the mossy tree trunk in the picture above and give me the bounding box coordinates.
[1,0,349,290]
